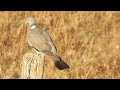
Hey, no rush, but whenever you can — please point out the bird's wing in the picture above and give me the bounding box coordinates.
[27,28,52,55]
[39,28,57,52]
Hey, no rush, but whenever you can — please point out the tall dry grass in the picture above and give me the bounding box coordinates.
[0,11,120,79]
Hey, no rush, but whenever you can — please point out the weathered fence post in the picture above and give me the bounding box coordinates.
[21,53,45,79]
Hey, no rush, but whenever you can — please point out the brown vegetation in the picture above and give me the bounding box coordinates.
[0,11,120,79]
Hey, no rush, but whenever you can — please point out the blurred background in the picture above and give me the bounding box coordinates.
[0,11,120,79]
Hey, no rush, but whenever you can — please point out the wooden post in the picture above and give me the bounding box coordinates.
[21,53,45,79]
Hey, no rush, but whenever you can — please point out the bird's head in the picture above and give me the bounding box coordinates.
[25,16,37,29]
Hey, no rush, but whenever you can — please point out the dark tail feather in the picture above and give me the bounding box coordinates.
[55,60,69,70]
[47,51,69,70]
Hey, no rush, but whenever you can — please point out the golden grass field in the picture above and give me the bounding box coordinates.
[0,11,120,79]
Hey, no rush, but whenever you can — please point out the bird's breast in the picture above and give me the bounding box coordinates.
[27,28,32,33]
[27,29,48,44]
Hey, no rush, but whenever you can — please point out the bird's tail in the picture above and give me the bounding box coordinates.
[54,59,69,70]
[47,52,69,70]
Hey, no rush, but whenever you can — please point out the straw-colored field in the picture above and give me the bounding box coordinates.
[0,11,120,79]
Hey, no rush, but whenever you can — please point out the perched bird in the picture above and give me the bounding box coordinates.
[25,16,69,70]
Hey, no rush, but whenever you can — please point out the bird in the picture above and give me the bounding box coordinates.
[25,16,69,70]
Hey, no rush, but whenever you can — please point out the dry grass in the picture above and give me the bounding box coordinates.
[0,11,120,79]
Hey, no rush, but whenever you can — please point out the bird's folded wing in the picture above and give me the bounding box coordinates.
[39,28,57,52]
[28,36,52,54]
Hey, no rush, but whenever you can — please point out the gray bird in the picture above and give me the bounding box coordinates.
[25,16,69,70]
